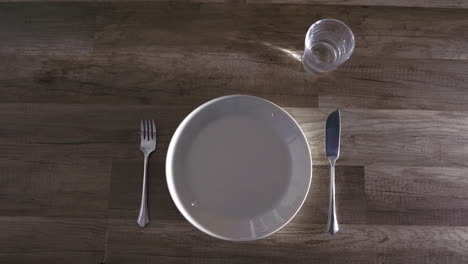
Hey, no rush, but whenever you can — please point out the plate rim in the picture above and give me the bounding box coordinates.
[166,94,312,241]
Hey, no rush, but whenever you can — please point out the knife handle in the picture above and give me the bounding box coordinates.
[327,160,339,235]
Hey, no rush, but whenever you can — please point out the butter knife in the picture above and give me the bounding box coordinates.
[325,110,341,235]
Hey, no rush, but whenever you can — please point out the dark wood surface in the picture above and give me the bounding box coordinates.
[1,2,468,263]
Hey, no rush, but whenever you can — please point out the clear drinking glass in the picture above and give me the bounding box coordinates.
[303,19,355,73]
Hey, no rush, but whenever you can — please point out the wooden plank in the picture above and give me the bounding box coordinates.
[318,56,468,111]
[286,108,468,166]
[0,103,188,147]
[0,3,96,55]
[106,253,466,264]
[0,158,110,218]
[1,3,467,108]
[105,220,468,263]
[0,217,105,263]
[1,3,467,110]
[338,109,468,167]
[0,50,316,107]
[0,0,467,9]
[247,0,468,9]
[366,166,468,226]
[4,53,468,110]
[94,3,468,60]
[0,252,104,264]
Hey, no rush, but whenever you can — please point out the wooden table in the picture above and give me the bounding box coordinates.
[1,1,468,263]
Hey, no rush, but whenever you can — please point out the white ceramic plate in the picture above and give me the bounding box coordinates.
[166,95,312,241]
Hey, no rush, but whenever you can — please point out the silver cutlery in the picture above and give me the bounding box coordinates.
[325,110,341,235]
[138,120,157,227]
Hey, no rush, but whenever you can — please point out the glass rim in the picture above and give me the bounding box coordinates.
[305,18,355,45]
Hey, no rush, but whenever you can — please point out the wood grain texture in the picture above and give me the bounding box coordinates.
[94,3,468,60]
[286,108,468,166]
[0,217,106,264]
[2,0,468,9]
[0,3,96,55]
[0,252,104,264]
[317,57,468,111]
[247,0,468,9]
[1,2,468,263]
[298,166,366,225]
[366,166,468,226]
[3,3,468,109]
[0,158,110,218]
[105,220,468,263]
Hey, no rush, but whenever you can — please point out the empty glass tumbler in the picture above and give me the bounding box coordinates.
[303,19,355,73]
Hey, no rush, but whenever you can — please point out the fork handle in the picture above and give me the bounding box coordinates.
[327,159,339,234]
[137,155,149,227]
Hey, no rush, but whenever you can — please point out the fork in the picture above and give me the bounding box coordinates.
[138,120,157,227]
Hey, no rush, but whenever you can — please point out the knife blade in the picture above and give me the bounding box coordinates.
[325,110,340,235]
[326,110,341,158]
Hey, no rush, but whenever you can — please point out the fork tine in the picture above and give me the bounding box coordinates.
[150,120,153,140]
[147,120,151,140]
[151,120,156,140]
[145,120,149,140]
[147,119,152,140]
[140,120,144,140]
[149,119,153,140]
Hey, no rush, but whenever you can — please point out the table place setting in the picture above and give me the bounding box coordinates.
[139,96,342,239]
[4,2,468,263]
[135,19,352,240]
